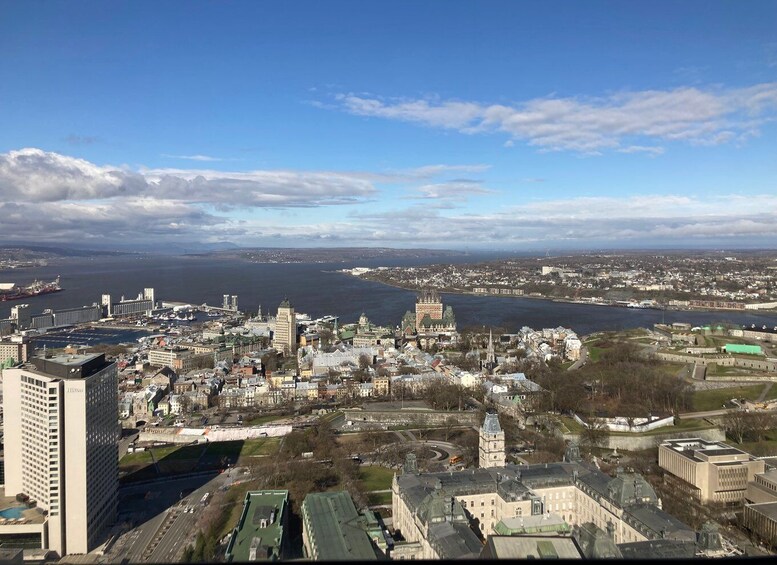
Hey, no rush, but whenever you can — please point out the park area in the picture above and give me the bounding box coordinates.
[119,437,280,483]
[691,383,777,412]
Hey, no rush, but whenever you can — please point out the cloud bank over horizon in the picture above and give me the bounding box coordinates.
[1,147,775,251]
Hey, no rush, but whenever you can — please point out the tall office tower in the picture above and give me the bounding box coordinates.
[10,303,31,330]
[3,353,119,556]
[415,289,443,331]
[231,295,238,312]
[101,293,112,317]
[223,294,230,309]
[479,412,505,468]
[273,298,296,356]
[143,287,155,307]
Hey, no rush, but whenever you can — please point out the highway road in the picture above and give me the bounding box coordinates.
[146,509,197,562]
[110,472,233,563]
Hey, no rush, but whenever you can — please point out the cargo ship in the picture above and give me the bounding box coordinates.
[0,276,63,301]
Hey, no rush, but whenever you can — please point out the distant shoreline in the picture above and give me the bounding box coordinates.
[343,272,777,317]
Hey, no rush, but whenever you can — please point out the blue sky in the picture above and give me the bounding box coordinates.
[1,0,776,251]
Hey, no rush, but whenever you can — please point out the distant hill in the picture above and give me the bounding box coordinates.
[193,246,468,263]
[0,244,138,260]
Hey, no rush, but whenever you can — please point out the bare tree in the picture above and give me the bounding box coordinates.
[358,353,372,370]
[443,416,460,442]
[579,416,610,450]
[723,410,750,444]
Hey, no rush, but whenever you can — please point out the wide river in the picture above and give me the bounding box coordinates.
[2,254,777,336]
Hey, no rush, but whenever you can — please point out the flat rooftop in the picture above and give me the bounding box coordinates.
[662,438,748,459]
[0,487,46,525]
[747,501,777,520]
[26,353,112,379]
[225,490,288,562]
[484,536,583,559]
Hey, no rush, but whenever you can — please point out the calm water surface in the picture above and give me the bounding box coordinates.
[2,254,777,337]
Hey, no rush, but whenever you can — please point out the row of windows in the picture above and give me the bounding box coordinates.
[21,375,46,388]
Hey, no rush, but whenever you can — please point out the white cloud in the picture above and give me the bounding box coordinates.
[0,148,145,201]
[0,198,217,244]
[329,82,777,154]
[161,154,226,162]
[0,148,378,207]
[413,180,495,200]
[617,145,665,156]
[300,194,777,247]
[400,163,491,177]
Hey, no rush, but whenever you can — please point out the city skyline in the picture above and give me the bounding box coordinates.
[1,1,776,251]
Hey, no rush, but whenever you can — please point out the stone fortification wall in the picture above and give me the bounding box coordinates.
[572,413,674,433]
[138,424,292,444]
[656,351,777,372]
[342,408,478,427]
[561,426,725,451]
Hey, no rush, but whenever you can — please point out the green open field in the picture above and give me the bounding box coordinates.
[587,345,604,363]
[691,384,767,412]
[707,364,747,376]
[366,492,393,505]
[239,437,281,458]
[119,437,281,483]
[738,429,777,457]
[245,413,286,426]
[358,465,394,492]
[120,450,153,466]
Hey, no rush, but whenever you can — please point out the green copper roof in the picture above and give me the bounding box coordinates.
[301,492,377,561]
[225,490,288,562]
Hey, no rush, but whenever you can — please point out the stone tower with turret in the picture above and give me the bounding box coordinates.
[479,412,505,468]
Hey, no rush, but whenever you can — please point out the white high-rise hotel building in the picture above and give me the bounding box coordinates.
[3,353,118,556]
[273,298,296,356]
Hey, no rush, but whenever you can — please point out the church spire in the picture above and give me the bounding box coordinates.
[484,328,496,373]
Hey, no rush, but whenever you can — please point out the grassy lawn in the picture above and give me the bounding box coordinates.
[164,444,205,460]
[358,466,395,491]
[587,346,604,362]
[708,364,744,376]
[367,492,393,505]
[239,437,281,458]
[691,384,766,411]
[558,416,585,433]
[120,450,153,466]
[199,441,242,468]
[633,337,656,345]
[764,384,777,401]
[737,429,777,457]
[246,413,285,426]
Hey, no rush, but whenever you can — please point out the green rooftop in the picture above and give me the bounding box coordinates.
[724,343,763,355]
[224,490,288,562]
[301,491,379,561]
